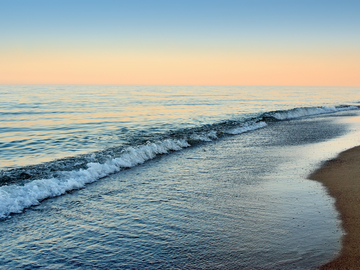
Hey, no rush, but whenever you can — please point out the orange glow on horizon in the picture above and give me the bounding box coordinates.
[1,48,359,86]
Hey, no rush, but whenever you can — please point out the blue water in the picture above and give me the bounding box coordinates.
[1,85,360,269]
[1,85,359,171]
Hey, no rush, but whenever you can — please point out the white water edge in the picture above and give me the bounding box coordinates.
[0,106,358,219]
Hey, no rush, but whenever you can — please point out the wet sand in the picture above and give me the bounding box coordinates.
[310,146,360,269]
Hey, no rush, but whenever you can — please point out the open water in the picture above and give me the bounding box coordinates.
[1,85,360,269]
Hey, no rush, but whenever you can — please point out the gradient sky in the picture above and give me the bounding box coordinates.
[1,0,359,86]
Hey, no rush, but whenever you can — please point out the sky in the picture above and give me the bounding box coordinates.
[0,0,359,86]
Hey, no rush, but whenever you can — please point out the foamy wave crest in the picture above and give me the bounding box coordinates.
[189,130,218,142]
[1,104,358,218]
[227,121,267,135]
[268,106,357,120]
[0,139,190,218]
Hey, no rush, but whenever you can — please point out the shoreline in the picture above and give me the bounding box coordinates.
[309,145,360,269]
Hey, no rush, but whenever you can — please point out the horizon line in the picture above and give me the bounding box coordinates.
[1,84,359,87]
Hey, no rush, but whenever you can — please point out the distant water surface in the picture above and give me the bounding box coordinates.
[1,85,359,170]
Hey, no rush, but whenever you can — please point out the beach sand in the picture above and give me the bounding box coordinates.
[310,146,360,269]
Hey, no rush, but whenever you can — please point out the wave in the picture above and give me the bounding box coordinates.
[0,139,190,218]
[260,105,358,121]
[227,121,267,135]
[0,104,358,219]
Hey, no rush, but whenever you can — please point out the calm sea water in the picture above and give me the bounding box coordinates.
[1,85,360,269]
[1,85,359,171]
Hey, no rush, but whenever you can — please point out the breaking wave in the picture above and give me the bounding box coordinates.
[261,105,357,121]
[0,104,358,218]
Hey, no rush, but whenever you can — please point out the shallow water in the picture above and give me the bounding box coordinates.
[1,86,360,269]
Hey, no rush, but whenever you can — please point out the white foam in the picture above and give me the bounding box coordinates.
[227,121,267,135]
[1,105,356,219]
[0,139,190,218]
[190,130,218,142]
[271,106,357,120]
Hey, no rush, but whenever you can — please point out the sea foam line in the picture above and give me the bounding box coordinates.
[0,120,269,219]
[267,105,357,120]
[227,121,267,135]
[0,139,189,218]
[1,104,355,219]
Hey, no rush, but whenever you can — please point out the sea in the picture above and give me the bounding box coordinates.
[1,85,360,269]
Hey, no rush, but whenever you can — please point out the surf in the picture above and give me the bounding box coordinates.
[0,104,358,219]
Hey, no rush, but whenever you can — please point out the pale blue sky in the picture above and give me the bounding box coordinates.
[1,0,359,85]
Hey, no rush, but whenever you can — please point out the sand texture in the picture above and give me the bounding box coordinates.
[310,146,360,269]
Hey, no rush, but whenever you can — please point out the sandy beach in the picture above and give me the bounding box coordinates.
[310,146,360,269]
